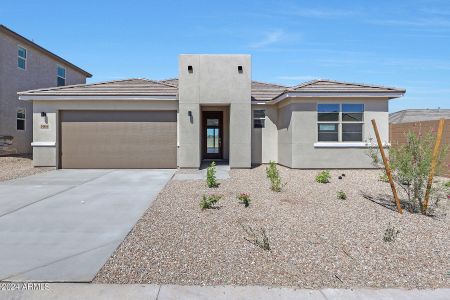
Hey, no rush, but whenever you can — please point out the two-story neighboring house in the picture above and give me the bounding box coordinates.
[0,25,91,154]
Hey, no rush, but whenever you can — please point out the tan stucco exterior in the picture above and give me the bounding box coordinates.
[178,54,251,168]
[23,54,399,169]
[0,30,88,153]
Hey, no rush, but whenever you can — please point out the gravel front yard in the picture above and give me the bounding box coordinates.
[0,155,53,182]
[94,166,450,289]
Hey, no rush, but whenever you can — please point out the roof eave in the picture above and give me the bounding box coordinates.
[270,91,406,104]
[18,95,177,101]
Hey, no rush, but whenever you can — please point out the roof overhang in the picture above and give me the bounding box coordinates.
[18,95,177,101]
[269,91,406,104]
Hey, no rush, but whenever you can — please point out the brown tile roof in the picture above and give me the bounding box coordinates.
[289,79,405,93]
[20,77,405,101]
[19,78,178,97]
[0,25,92,78]
[251,81,287,101]
[160,78,287,101]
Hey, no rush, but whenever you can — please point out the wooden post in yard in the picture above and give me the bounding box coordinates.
[423,118,445,214]
[371,119,403,214]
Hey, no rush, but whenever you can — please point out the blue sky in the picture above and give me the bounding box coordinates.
[1,0,449,112]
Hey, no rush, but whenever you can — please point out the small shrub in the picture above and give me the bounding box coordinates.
[266,161,285,192]
[206,161,219,188]
[379,172,389,183]
[237,193,251,207]
[337,190,347,200]
[383,224,400,242]
[315,170,331,183]
[200,194,221,210]
[266,161,277,178]
[241,224,270,251]
[445,181,450,188]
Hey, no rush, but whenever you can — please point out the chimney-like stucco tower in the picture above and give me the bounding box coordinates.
[178,54,252,168]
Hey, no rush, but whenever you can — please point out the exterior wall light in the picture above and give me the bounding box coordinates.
[41,112,47,117]
[188,65,193,73]
[188,111,192,117]
[238,65,243,73]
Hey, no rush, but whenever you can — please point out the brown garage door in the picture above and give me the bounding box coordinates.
[60,110,177,169]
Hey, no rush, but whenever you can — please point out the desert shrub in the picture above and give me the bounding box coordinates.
[315,170,331,183]
[200,194,221,210]
[368,131,448,214]
[383,224,400,242]
[237,193,251,207]
[337,190,347,200]
[241,224,270,251]
[266,161,278,179]
[379,172,389,183]
[445,181,450,188]
[206,161,219,188]
[266,161,285,192]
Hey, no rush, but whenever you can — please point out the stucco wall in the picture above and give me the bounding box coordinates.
[251,105,278,164]
[178,54,251,168]
[0,32,87,154]
[277,97,389,168]
[31,100,178,167]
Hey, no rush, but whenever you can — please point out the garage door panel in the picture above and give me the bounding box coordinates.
[60,111,177,169]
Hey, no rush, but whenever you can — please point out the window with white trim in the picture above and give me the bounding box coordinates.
[253,109,266,128]
[17,108,25,131]
[18,46,27,70]
[317,104,364,142]
[57,65,66,86]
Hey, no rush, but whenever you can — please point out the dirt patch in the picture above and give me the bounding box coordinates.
[94,166,450,289]
[0,155,53,182]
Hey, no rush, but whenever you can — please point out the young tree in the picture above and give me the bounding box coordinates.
[369,131,448,214]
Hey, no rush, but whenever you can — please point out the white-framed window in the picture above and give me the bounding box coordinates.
[253,109,266,128]
[317,103,364,142]
[57,65,66,86]
[18,46,27,70]
[16,108,26,131]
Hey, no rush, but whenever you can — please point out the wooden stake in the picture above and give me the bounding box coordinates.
[423,118,445,214]
[371,119,403,214]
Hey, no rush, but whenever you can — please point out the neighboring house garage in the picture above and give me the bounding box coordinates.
[59,110,177,168]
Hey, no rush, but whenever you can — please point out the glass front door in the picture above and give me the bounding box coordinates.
[203,112,223,159]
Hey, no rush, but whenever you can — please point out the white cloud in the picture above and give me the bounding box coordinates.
[249,30,286,49]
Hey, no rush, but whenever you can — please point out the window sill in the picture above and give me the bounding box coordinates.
[314,142,390,148]
[31,142,56,147]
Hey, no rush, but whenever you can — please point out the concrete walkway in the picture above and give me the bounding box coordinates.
[0,283,448,300]
[0,169,175,282]
[173,162,230,181]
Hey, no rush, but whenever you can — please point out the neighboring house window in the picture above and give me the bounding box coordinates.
[18,46,27,70]
[57,66,66,86]
[17,108,26,131]
[317,104,364,142]
[253,109,266,128]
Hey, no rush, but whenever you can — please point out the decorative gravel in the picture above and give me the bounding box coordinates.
[94,166,450,289]
[0,155,53,182]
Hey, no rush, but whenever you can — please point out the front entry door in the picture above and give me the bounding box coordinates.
[203,111,223,159]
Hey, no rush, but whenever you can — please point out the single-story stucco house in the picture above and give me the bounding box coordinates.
[18,54,405,169]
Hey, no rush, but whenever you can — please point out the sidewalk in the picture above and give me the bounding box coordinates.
[1,283,449,300]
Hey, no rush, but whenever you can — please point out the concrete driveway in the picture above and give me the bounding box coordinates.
[0,169,175,282]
